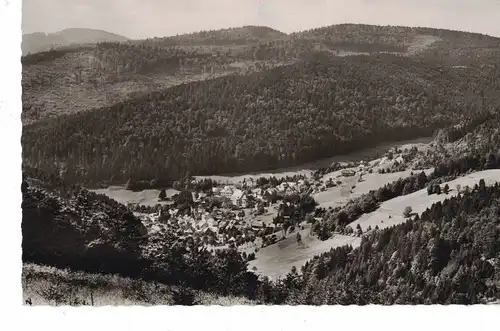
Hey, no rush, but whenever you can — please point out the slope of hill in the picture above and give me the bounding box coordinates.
[22,180,148,275]
[398,108,500,172]
[21,38,292,124]
[149,25,288,46]
[22,28,129,55]
[22,52,500,187]
[288,181,500,305]
[294,24,500,63]
[248,169,500,280]
[21,171,266,301]
[21,24,500,124]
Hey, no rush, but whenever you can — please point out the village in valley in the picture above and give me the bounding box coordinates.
[95,141,438,278]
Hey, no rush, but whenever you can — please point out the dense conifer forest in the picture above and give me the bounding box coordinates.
[22,52,500,187]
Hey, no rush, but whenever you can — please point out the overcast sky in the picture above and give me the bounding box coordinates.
[22,0,500,39]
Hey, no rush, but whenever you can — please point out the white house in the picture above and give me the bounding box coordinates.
[219,186,234,199]
[230,188,244,203]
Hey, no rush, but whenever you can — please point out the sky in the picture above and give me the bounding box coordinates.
[22,0,500,39]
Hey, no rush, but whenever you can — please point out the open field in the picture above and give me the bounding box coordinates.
[248,226,361,279]
[314,168,434,208]
[90,186,179,207]
[350,169,500,232]
[406,35,441,55]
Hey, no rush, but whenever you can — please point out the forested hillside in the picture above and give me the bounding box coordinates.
[285,181,500,305]
[22,51,500,187]
[147,25,287,46]
[22,181,147,275]
[22,174,263,300]
[21,39,291,124]
[413,112,500,170]
[22,24,500,124]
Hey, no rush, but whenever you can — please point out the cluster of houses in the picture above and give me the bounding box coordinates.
[138,167,375,249]
[136,178,322,248]
[210,180,310,208]
[140,201,268,247]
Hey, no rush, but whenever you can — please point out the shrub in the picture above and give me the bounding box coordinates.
[171,287,197,306]
[403,206,413,218]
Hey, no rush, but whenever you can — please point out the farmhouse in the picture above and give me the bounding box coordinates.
[220,186,235,198]
[230,188,245,205]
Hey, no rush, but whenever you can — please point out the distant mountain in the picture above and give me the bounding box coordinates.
[147,25,288,46]
[22,28,129,55]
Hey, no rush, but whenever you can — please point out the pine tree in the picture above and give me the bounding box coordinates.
[427,185,433,195]
[443,184,450,194]
[479,178,486,192]
[158,189,167,201]
[435,185,442,195]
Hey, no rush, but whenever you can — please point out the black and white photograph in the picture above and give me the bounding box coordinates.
[7,0,500,310]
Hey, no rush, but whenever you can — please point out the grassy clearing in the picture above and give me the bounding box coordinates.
[89,186,179,207]
[22,263,174,306]
[248,227,361,280]
[314,168,434,208]
[350,169,500,232]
